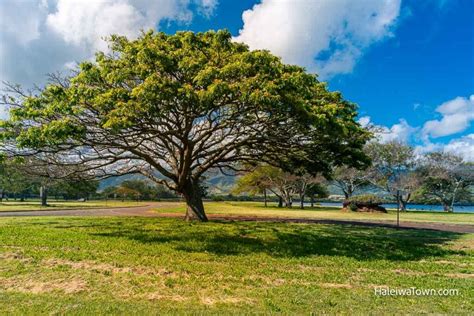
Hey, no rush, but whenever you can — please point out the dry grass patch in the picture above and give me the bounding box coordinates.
[200,296,254,306]
[319,283,353,289]
[43,258,181,278]
[419,259,472,267]
[393,268,427,276]
[147,293,188,302]
[445,273,473,279]
[1,277,86,294]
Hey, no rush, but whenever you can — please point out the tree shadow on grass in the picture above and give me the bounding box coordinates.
[90,219,469,262]
[23,220,123,230]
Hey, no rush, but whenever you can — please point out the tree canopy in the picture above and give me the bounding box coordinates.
[418,152,473,212]
[1,30,370,221]
[365,141,419,210]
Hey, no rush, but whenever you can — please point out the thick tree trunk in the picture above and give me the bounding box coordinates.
[397,193,410,211]
[300,194,305,209]
[310,196,314,208]
[182,180,208,222]
[399,199,407,211]
[284,196,292,208]
[263,189,267,207]
[442,202,453,213]
[348,183,356,199]
[343,190,350,200]
[40,185,48,207]
[278,196,283,208]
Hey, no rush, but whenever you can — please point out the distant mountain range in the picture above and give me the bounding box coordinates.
[98,172,370,196]
[99,172,237,194]
[98,174,149,190]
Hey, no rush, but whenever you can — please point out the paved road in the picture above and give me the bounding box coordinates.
[0,203,472,233]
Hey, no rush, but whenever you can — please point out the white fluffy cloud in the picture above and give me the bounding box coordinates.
[358,116,417,143]
[362,95,474,161]
[444,134,474,161]
[234,0,401,79]
[46,0,200,52]
[0,0,217,87]
[422,95,474,138]
[415,134,474,162]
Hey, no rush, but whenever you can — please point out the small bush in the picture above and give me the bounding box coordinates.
[348,202,358,212]
[348,194,383,204]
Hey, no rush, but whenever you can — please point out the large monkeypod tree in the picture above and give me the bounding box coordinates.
[0,30,370,221]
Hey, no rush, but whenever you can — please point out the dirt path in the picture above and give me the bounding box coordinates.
[0,202,168,217]
[204,215,474,234]
[0,203,472,233]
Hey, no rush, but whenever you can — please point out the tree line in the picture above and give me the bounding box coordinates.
[234,141,473,212]
[0,157,177,205]
[0,157,98,204]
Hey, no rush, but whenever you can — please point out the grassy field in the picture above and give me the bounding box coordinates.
[157,201,474,225]
[0,200,149,212]
[1,200,473,226]
[0,216,472,314]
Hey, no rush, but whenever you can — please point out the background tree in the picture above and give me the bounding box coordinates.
[233,165,273,207]
[390,171,422,210]
[115,186,141,201]
[101,180,176,200]
[332,165,369,199]
[365,141,420,211]
[262,167,298,208]
[16,155,98,206]
[0,158,32,202]
[1,30,370,221]
[49,179,98,200]
[306,182,329,207]
[120,180,155,200]
[234,164,328,209]
[418,152,473,212]
[292,171,326,209]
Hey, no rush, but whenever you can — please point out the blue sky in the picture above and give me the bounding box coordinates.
[0,0,473,159]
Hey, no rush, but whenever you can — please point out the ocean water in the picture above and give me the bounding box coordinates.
[314,202,474,213]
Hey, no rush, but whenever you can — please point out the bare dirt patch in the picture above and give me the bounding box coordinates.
[445,273,473,279]
[319,283,353,289]
[44,258,133,274]
[200,296,253,306]
[419,259,472,267]
[43,258,181,278]
[0,252,32,263]
[147,293,187,302]
[393,269,427,276]
[1,277,86,294]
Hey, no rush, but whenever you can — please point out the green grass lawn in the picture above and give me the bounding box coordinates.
[0,216,472,314]
[157,201,474,225]
[0,200,149,212]
[2,200,472,226]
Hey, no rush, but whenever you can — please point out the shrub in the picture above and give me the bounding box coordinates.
[348,201,358,212]
[348,194,383,204]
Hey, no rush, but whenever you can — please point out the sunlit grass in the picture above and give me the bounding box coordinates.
[0,200,149,212]
[0,216,472,314]
[155,201,474,225]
